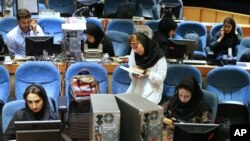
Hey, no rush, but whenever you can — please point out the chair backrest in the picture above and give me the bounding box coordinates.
[159,0,183,20]
[209,23,243,47]
[106,30,130,56]
[15,61,61,110]
[2,99,57,134]
[175,21,207,59]
[205,66,250,104]
[163,64,202,100]
[202,89,218,122]
[215,101,249,124]
[0,17,18,43]
[112,63,131,94]
[37,17,64,44]
[103,0,125,18]
[139,0,157,18]
[39,3,46,11]
[86,17,102,30]
[237,37,250,61]
[65,62,108,108]
[143,20,160,32]
[106,19,135,35]
[0,66,10,105]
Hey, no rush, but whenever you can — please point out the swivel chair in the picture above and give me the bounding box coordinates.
[202,89,218,121]
[162,64,202,102]
[205,66,250,109]
[106,19,135,35]
[0,17,18,43]
[0,66,10,136]
[112,63,131,94]
[37,17,64,44]
[15,61,61,111]
[237,37,250,61]
[103,0,125,18]
[106,30,130,56]
[175,21,208,60]
[86,17,102,30]
[64,62,108,140]
[48,0,75,16]
[143,20,160,32]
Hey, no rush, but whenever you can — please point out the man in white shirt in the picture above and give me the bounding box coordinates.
[6,8,44,58]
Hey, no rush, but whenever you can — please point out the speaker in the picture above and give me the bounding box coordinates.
[90,95,120,141]
[115,94,163,141]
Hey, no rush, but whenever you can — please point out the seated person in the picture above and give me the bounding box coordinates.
[6,8,44,58]
[211,17,242,62]
[84,23,115,57]
[3,84,57,141]
[162,76,213,123]
[126,32,167,104]
[152,16,177,58]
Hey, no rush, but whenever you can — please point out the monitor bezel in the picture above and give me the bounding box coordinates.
[16,0,39,15]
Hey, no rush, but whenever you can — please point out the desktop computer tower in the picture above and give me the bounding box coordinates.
[115,94,163,141]
[90,95,120,141]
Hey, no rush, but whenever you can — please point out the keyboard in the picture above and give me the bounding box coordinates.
[167,59,207,65]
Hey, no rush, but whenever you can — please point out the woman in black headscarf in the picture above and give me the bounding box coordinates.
[162,76,213,123]
[3,84,57,140]
[152,17,177,58]
[84,23,115,56]
[126,32,167,104]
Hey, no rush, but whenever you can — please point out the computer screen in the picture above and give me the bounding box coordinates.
[167,38,196,60]
[16,0,39,15]
[15,120,62,141]
[160,3,182,19]
[173,123,219,141]
[25,36,60,56]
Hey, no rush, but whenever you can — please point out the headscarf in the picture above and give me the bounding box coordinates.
[133,32,164,69]
[169,76,210,121]
[84,23,104,49]
[23,84,51,120]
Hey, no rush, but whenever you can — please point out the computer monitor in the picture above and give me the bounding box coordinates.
[160,3,182,19]
[16,0,39,15]
[25,36,60,56]
[173,123,219,141]
[15,120,62,141]
[167,38,196,60]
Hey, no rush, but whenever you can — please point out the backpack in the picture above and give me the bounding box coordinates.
[70,69,100,104]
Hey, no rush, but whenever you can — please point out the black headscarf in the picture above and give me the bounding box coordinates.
[23,84,51,120]
[134,32,164,69]
[169,76,210,121]
[84,23,104,49]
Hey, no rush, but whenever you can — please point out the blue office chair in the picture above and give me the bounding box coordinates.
[143,20,160,32]
[209,23,243,47]
[86,17,102,30]
[205,66,250,108]
[39,3,46,11]
[202,89,218,122]
[0,17,18,43]
[163,64,202,101]
[136,0,159,19]
[112,63,131,94]
[48,0,75,16]
[103,0,125,18]
[106,19,135,35]
[37,17,64,44]
[0,66,10,136]
[106,30,130,56]
[175,21,207,60]
[237,37,250,61]
[159,0,184,20]
[15,61,61,111]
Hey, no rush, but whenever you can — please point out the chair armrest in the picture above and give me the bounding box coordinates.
[59,96,67,128]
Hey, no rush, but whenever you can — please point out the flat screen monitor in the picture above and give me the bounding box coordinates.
[15,120,62,141]
[25,36,60,56]
[16,0,39,15]
[167,38,196,60]
[160,3,182,19]
[173,123,219,141]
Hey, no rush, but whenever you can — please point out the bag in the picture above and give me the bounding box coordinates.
[70,70,100,104]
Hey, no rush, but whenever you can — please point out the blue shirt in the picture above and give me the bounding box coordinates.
[6,25,44,58]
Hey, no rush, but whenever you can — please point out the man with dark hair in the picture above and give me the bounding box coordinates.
[6,8,44,58]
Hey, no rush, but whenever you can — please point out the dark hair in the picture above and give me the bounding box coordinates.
[17,8,31,21]
[23,84,47,106]
[223,17,236,35]
[158,18,177,37]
